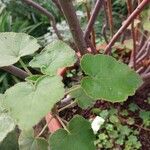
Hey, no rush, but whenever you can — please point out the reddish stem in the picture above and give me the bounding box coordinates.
[107,0,114,37]
[126,0,137,70]
[84,0,103,42]
[58,0,87,55]
[1,65,28,79]
[23,0,62,40]
[104,0,150,54]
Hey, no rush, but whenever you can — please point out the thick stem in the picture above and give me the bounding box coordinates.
[1,66,28,79]
[23,0,62,40]
[104,0,150,54]
[58,0,87,55]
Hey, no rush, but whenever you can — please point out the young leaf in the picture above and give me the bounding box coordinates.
[49,116,96,150]
[70,85,95,108]
[0,32,40,67]
[29,40,77,76]
[19,130,49,150]
[81,54,142,102]
[3,76,64,130]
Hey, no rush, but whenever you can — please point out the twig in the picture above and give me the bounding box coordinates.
[58,101,77,113]
[126,0,137,70]
[1,65,28,79]
[51,0,63,13]
[136,38,150,60]
[84,0,103,41]
[137,31,148,52]
[23,0,62,40]
[19,58,32,75]
[55,115,70,133]
[136,42,150,64]
[107,0,114,37]
[104,0,150,54]
[141,72,150,80]
[37,116,54,137]
[84,2,97,52]
[58,0,87,55]
[144,65,150,74]
[102,24,109,44]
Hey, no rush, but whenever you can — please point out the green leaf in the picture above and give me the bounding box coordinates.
[129,103,139,112]
[3,75,64,130]
[19,130,49,150]
[70,85,95,108]
[141,8,150,32]
[139,111,150,127]
[25,75,42,83]
[0,32,40,67]
[0,94,4,113]
[29,40,77,75]
[0,113,15,143]
[49,116,96,150]
[0,130,19,150]
[81,54,142,102]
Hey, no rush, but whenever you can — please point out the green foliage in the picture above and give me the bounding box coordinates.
[3,76,64,130]
[0,130,19,150]
[139,111,150,127]
[29,40,77,76]
[0,32,40,67]
[19,130,49,150]
[70,85,95,108]
[141,7,150,32]
[95,108,141,150]
[81,54,142,102]
[49,116,96,150]
[0,114,15,143]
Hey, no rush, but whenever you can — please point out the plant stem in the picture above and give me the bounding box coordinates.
[58,0,87,55]
[84,2,96,47]
[56,115,70,133]
[19,59,32,75]
[104,0,150,54]
[23,0,62,40]
[84,0,103,42]
[58,101,77,112]
[107,0,114,37]
[1,65,28,79]
[37,116,54,137]
[65,86,80,95]
[51,0,63,13]
[126,0,137,70]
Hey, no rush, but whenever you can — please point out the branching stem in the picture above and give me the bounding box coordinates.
[23,0,62,40]
[104,0,150,54]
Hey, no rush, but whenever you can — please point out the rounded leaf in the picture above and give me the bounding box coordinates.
[0,113,15,143]
[81,54,142,102]
[49,116,96,150]
[0,32,40,67]
[29,40,77,75]
[3,76,64,130]
[19,130,49,150]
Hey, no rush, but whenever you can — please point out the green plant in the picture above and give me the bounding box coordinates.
[0,0,150,149]
[0,32,142,149]
[94,108,141,150]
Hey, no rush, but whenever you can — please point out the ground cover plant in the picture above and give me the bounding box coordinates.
[0,0,150,149]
